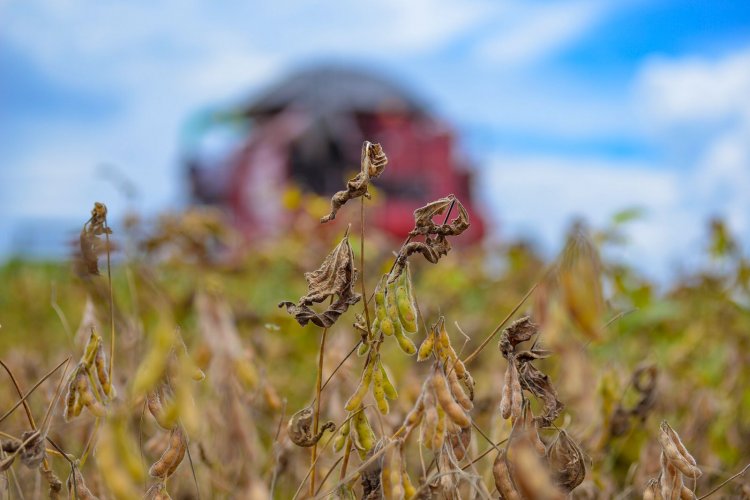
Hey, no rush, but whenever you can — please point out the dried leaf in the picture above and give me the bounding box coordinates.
[519,363,564,428]
[547,430,586,492]
[279,230,361,327]
[499,316,538,358]
[287,406,335,448]
[18,430,45,468]
[77,202,112,276]
[390,195,470,281]
[321,141,387,223]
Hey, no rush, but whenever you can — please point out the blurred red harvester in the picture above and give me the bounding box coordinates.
[185,65,485,243]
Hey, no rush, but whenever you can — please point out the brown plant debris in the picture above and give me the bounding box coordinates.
[547,430,586,492]
[321,141,388,223]
[287,405,335,448]
[610,363,658,437]
[78,201,112,275]
[498,316,564,428]
[390,194,470,282]
[279,229,362,327]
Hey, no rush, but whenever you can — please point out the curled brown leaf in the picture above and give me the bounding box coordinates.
[321,141,387,223]
[279,230,361,327]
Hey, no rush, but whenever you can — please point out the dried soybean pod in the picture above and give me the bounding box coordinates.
[393,326,417,355]
[433,368,470,428]
[500,365,513,420]
[404,395,425,430]
[345,359,375,411]
[147,388,171,430]
[679,485,696,500]
[448,425,472,461]
[513,444,566,500]
[447,363,472,411]
[422,386,438,449]
[521,401,546,456]
[145,481,172,500]
[379,362,398,400]
[77,370,106,417]
[395,271,417,334]
[659,421,701,478]
[660,452,682,500]
[508,359,523,421]
[64,375,81,421]
[94,343,114,398]
[149,427,187,479]
[372,356,389,415]
[382,440,404,500]
[433,405,446,451]
[493,447,521,500]
[418,328,435,361]
[643,479,663,500]
[67,467,99,500]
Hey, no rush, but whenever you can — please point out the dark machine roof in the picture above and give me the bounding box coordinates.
[240,65,428,117]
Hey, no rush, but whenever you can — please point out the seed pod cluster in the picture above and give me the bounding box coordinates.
[64,330,114,421]
[371,269,418,355]
[149,427,187,479]
[418,362,473,453]
[418,318,475,402]
[345,353,398,416]
[643,421,701,499]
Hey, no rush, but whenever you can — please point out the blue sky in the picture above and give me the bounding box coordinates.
[1,0,749,279]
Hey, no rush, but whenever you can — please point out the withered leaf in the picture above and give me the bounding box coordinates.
[519,363,564,428]
[547,430,586,492]
[19,430,46,468]
[77,202,112,276]
[499,316,539,358]
[390,195,470,282]
[321,141,387,223]
[410,194,470,237]
[279,230,361,327]
[287,406,335,448]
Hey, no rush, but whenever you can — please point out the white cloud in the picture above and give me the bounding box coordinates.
[634,45,750,237]
[636,47,750,126]
[474,0,608,66]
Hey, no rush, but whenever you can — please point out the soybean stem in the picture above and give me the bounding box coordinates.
[310,326,328,496]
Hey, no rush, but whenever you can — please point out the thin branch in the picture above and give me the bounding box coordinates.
[310,326,329,496]
[462,267,552,366]
[698,463,750,499]
[0,358,70,425]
